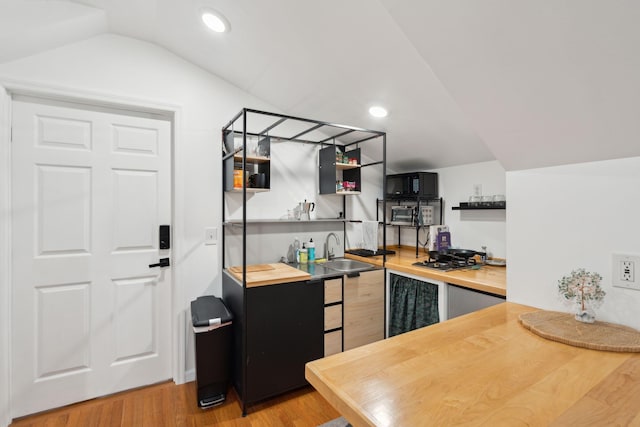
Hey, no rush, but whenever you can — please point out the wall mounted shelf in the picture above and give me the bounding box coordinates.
[233,154,271,163]
[336,163,360,170]
[223,218,347,226]
[452,202,506,210]
[227,188,270,193]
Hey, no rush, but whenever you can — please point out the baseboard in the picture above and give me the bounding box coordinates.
[184,368,195,383]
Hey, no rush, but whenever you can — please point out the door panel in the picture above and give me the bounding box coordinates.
[37,165,92,255]
[37,115,92,151]
[112,169,157,250]
[113,277,157,362]
[112,124,158,155]
[11,96,172,418]
[36,283,91,378]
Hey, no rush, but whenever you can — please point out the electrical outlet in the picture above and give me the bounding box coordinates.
[613,254,640,290]
[205,227,217,245]
[621,261,634,282]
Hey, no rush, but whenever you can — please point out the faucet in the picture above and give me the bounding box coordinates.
[325,232,341,260]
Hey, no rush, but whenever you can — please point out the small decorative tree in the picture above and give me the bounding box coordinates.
[558,268,605,323]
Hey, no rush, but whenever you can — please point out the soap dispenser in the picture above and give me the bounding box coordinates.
[299,243,308,264]
[308,238,315,262]
[293,237,300,263]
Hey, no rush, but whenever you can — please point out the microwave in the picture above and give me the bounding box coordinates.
[386,172,438,199]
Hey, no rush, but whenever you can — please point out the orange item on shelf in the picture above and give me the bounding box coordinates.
[233,170,243,188]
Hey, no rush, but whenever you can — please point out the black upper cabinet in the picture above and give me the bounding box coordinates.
[319,146,361,195]
[223,131,271,192]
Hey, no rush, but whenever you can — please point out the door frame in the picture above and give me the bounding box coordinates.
[0,79,186,425]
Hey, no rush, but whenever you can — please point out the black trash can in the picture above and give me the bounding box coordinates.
[191,296,233,408]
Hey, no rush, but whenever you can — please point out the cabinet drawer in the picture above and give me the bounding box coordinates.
[324,304,342,331]
[324,330,342,356]
[324,278,343,304]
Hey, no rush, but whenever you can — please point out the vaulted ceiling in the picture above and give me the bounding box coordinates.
[2,0,640,171]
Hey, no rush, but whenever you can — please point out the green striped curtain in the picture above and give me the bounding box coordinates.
[389,273,440,337]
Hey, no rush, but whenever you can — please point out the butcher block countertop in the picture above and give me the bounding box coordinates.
[345,246,506,297]
[226,263,310,288]
[306,302,640,426]
[226,246,505,293]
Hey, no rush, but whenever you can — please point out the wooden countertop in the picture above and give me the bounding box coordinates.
[345,246,506,297]
[226,263,310,288]
[226,246,505,294]
[306,302,640,426]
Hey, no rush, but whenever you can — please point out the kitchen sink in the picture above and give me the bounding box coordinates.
[323,258,374,273]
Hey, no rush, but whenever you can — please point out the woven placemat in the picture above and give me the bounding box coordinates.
[519,310,640,352]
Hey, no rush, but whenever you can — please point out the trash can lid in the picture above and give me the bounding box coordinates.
[191,296,233,327]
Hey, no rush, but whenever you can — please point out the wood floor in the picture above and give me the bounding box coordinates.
[9,382,340,427]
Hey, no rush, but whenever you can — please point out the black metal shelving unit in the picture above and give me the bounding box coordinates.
[376,197,444,257]
[220,108,386,416]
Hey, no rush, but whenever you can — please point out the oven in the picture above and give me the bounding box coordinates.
[390,205,414,226]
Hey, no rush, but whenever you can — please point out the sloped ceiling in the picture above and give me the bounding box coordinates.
[381,0,640,170]
[3,1,640,171]
[0,0,107,63]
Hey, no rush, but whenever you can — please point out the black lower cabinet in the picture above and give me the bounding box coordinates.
[245,280,323,402]
[223,272,324,412]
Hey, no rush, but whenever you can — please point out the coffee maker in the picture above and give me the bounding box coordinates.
[298,200,315,220]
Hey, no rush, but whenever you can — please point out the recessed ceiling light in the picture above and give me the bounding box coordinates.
[201,9,230,33]
[369,106,388,118]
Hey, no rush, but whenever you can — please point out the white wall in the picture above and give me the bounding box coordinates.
[435,161,506,257]
[507,156,640,329]
[0,33,280,394]
[389,161,507,258]
[0,87,11,427]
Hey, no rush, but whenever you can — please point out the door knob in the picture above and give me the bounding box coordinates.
[149,258,170,268]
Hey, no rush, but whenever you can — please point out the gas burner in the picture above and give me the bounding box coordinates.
[413,257,477,272]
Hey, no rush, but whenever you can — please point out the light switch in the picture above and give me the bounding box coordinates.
[205,227,217,245]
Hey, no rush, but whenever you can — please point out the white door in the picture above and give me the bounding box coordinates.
[10,96,172,418]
